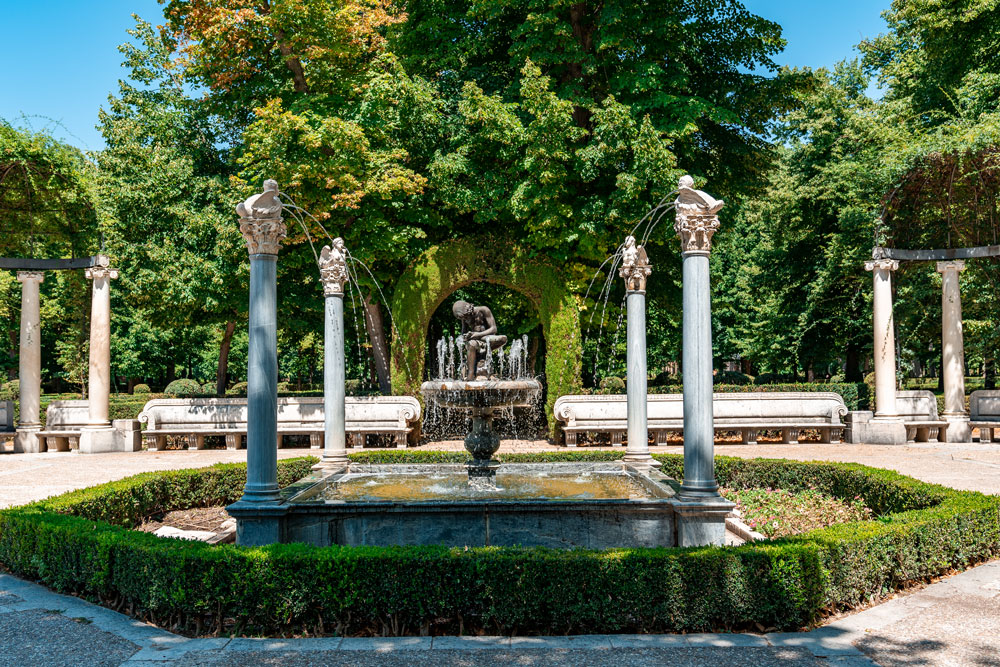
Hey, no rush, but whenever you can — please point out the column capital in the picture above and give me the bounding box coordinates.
[674,175,724,255]
[237,179,287,256]
[936,259,966,274]
[16,271,44,284]
[85,266,119,280]
[865,258,899,272]
[319,238,350,296]
[619,235,651,292]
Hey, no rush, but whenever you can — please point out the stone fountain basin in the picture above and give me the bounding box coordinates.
[276,462,680,549]
[420,379,541,410]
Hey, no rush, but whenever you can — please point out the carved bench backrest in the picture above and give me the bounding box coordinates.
[0,400,12,431]
[895,390,940,420]
[138,396,420,431]
[44,400,92,429]
[970,390,1000,420]
[554,392,847,427]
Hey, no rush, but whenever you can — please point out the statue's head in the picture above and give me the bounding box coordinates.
[452,300,475,321]
[263,178,279,193]
[624,235,636,249]
[678,174,694,190]
[333,237,345,251]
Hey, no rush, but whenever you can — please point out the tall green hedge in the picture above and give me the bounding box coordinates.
[389,237,583,436]
[0,453,996,637]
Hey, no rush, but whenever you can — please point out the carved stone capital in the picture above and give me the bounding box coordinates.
[619,236,651,292]
[936,259,966,274]
[865,259,899,273]
[674,175,724,255]
[237,179,286,256]
[84,266,119,281]
[319,239,349,296]
[16,271,44,284]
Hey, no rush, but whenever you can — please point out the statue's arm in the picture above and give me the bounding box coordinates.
[476,307,498,338]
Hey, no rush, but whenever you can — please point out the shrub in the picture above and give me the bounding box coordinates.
[226,382,248,396]
[1,453,996,638]
[164,379,203,397]
[202,382,217,394]
[598,376,625,393]
[132,384,151,394]
[715,370,751,385]
[754,373,794,385]
[0,380,19,400]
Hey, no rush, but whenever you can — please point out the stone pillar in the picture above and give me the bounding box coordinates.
[857,252,907,444]
[79,259,120,453]
[318,239,349,468]
[619,236,658,467]
[937,260,971,442]
[14,271,44,453]
[234,180,287,525]
[669,175,733,546]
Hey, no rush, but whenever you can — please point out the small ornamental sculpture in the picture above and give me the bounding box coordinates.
[319,238,350,296]
[865,247,899,272]
[674,174,724,254]
[619,235,651,292]
[237,179,287,255]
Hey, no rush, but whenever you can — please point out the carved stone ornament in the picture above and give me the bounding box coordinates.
[619,235,652,292]
[16,271,44,284]
[936,259,966,274]
[84,266,119,281]
[237,179,287,256]
[674,175,724,254]
[319,238,349,296]
[865,248,899,272]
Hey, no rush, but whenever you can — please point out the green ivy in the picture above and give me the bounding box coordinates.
[390,237,583,435]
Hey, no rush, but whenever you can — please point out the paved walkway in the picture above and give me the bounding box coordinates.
[2,561,999,665]
[2,441,1000,664]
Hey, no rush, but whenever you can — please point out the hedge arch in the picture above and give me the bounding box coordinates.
[390,237,582,435]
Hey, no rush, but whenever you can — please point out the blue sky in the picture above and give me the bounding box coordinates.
[2,1,889,151]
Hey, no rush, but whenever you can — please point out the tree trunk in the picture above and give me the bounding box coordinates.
[216,320,236,396]
[986,356,996,390]
[7,330,16,380]
[362,294,392,395]
[845,343,862,382]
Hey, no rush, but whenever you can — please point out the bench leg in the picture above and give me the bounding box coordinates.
[655,430,669,446]
[818,427,832,444]
[187,434,205,451]
[915,426,930,443]
[564,431,577,447]
[276,434,284,449]
[741,429,759,445]
[979,427,994,443]
[395,432,407,449]
[350,433,365,449]
[146,435,164,451]
[610,431,624,447]
[309,433,323,450]
[781,428,800,445]
[225,434,240,450]
[905,425,917,443]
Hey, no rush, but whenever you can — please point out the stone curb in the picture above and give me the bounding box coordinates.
[3,561,999,663]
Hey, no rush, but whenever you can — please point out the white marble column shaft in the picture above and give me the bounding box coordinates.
[14,272,44,453]
[937,260,971,441]
[84,265,118,426]
[319,240,349,466]
[865,258,900,420]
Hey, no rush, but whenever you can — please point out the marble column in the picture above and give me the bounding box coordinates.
[865,255,901,420]
[670,175,733,546]
[318,239,349,467]
[619,236,658,467]
[937,260,971,442]
[14,271,44,453]
[78,259,120,453]
[236,179,287,513]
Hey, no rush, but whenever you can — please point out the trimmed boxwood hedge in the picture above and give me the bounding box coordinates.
[0,453,997,637]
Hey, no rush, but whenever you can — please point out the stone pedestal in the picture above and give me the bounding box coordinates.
[865,253,905,443]
[318,240,349,469]
[619,238,658,468]
[234,180,286,513]
[670,495,733,547]
[844,410,908,445]
[14,271,44,454]
[937,260,971,442]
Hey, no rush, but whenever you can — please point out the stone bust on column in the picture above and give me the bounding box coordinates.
[318,237,350,467]
[619,235,657,466]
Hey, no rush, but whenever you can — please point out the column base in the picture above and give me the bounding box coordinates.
[313,455,349,472]
[14,426,42,453]
[227,500,287,546]
[78,426,117,454]
[670,495,735,547]
[622,451,662,468]
[942,415,971,443]
[845,412,907,445]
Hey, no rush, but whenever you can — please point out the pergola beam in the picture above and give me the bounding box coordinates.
[0,255,108,271]
[884,245,1000,262]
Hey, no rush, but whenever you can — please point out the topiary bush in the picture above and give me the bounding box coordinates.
[754,373,794,385]
[132,384,151,394]
[164,379,203,397]
[598,376,625,393]
[1,453,996,638]
[715,370,751,385]
[202,382,217,394]
[226,382,248,396]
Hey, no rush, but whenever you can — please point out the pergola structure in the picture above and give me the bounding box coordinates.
[865,244,1000,444]
[2,255,119,453]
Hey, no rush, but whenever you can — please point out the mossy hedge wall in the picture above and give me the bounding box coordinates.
[390,237,583,434]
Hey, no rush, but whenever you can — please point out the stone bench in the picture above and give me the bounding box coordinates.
[553,392,848,446]
[970,390,1000,443]
[138,396,421,450]
[1,400,12,432]
[34,401,142,453]
[896,390,949,443]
